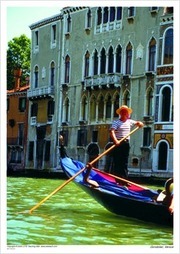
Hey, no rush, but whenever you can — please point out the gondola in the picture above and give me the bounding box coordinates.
[60,147,173,227]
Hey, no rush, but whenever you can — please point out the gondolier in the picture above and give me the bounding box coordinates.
[110,105,144,179]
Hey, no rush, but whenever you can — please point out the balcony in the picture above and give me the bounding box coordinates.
[84,73,122,90]
[27,86,54,99]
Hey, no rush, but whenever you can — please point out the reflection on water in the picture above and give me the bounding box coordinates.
[7,177,173,246]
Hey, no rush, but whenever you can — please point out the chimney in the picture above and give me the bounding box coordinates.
[14,68,22,91]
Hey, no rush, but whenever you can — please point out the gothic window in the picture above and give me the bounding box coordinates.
[116,45,122,73]
[110,7,115,22]
[100,48,106,74]
[161,86,171,122]
[148,38,156,71]
[113,94,119,117]
[51,24,56,43]
[86,8,92,28]
[35,31,39,46]
[126,42,132,74]
[65,55,70,83]
[81,96,87,121]
[90,96,96,121]
[84,51,90,77]
[146,88,153,115]
[163,28,173,64]
[106,95,111,118]
[116,7,122,20]
[34,66,39,88]
[98,95,104,120]
[64,98,69,122]
[97,7,102,25]
[93,50,98,75]
[50,61,55,86]
[66,14,71,33]
[108,46,114,73]
[123,91,130,107]
[103,7,109,23]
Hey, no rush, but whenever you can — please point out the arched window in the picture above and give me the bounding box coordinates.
[98,95,104,120]
[84,51,90,77]
[50,61,55,86]
[116,7,122,20]
[100,48,106,74]
[34,66,38,88]
[116,45,122,73]
[64,98,69,122]
[106,95,111,119]
[65,55,70,83]
[161,87,171,121]
[81,96,87,121]
[158,142,168,170]
[110,7,115,22]
[86,8,92,28]
[90,96,96,121]
[148,38,156,71]
[103,7,109,24]
[163,28,173,64]
[93,49,98,75]
[108,46,114,73]
[97,7,102,25]
[113,94,119,117]
[67,14,71,33]
[126,42,132,74]
[146,88,153,115]
[123,90,130,107]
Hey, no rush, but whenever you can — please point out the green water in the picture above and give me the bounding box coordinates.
[6,177,173,247]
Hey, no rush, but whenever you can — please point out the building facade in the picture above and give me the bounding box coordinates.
[7,69,29,172]
[26,6,173,177]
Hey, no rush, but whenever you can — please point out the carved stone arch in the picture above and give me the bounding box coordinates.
[122,89,130,106]
[107,44,114,53]
[112,90,120,101]
[89,93,96,102]
[104,92,112,102]
[126,41,133,50]
[97,92,104,102]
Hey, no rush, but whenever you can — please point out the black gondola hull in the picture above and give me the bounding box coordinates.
[60,156,173,227]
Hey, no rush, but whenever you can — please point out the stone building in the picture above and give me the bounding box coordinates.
[26,6,173,178]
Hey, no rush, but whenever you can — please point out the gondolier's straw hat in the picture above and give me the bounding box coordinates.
[116,105,133,115]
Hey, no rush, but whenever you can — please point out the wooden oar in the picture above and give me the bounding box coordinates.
[29,126,140,214]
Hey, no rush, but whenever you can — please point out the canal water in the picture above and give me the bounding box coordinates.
[5,176,173,252]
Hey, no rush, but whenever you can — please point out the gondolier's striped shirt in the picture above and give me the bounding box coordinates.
[110,119,137,140]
